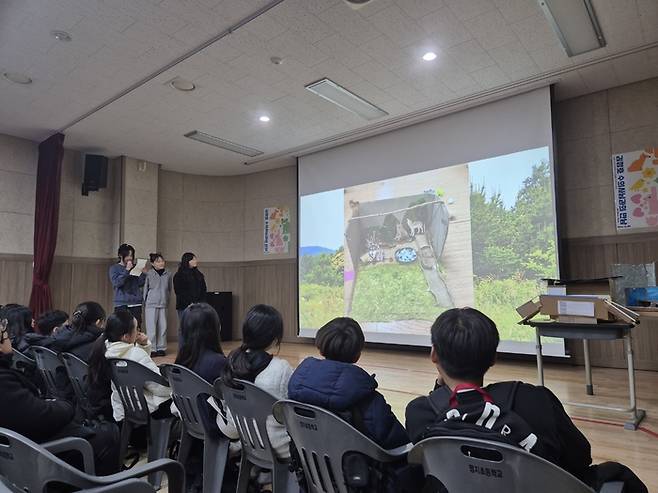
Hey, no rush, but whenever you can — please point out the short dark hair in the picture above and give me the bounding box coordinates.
[118,243,135,260]
[149,252,164,263]
[431,308,499,381]
[316,317,365,363]
[36,310,69,335]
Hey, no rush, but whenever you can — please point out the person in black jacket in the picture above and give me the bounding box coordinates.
[174,302,228,492]
[36,310,69,336]
[0,318,119,475]
[405,308,647,493]
[37,301,106,361]
[25,302,107,407]
[289,317,409,449]
[4,304,34,353]
[173,252,207,345]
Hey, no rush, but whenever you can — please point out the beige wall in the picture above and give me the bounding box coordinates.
[556,76,658,240]
[158,165,297,263]
[56,152,122,258]
[121,157,159,258]
[0,134,37,254]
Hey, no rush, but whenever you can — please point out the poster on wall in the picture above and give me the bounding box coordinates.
[264,206,290,254]
[613,147,658,230]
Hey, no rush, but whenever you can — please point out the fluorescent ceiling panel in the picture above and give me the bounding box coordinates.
[305,78,389,121]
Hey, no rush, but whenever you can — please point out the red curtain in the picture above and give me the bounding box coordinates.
[29,133,65,317]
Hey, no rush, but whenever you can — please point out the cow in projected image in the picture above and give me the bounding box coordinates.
[344,192,453,313]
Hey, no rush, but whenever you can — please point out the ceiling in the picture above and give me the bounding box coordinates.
[1,0,658,175]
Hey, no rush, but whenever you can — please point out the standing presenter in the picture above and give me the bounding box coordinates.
[109,243,148,328]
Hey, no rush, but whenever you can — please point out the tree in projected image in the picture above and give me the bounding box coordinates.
[471,161,557,341]
[299,248,344,328]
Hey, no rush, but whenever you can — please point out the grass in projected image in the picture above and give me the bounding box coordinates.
[299,149,558,344]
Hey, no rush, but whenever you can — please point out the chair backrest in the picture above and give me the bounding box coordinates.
[0,427,99,492]
[80,478,157,492]
[10,349,35,373]
[31,345,67,399]
[408,436,594,493]
[61,352,90,406]
[272,400,402,493]
[107,358,169,426]
[161,364,218,440]
[217,379,279,468]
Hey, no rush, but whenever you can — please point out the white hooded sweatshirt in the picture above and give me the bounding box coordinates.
[105,339,171,422]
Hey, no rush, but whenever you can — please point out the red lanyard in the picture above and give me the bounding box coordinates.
[448,383,493,408]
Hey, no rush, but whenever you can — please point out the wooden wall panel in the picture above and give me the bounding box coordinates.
[0,255,33,306]
[562,235,658,370]
[242,260,298,341]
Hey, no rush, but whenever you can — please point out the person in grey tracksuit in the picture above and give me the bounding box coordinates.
[143,253,171,356]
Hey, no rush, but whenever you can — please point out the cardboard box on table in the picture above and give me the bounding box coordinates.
[516,295,638,325]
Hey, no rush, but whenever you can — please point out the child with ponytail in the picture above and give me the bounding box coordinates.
[88,309,171,423]
[222,304,292,458]
[46,301,105,361]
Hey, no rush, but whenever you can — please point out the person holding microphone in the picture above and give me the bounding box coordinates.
[108,243,149,328]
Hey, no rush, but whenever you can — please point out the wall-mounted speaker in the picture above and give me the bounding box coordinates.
[82,154,108,196]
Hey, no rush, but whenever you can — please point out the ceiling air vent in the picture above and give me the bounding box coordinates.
[343,0,377,10]
[183,130,263,157]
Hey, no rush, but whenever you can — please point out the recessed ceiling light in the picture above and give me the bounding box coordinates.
[422,52,437,61]
[270,56,284,65]
[51,30,72,42]
[169,78,196,92]
[3,72,32,84]
[258,115,271,123]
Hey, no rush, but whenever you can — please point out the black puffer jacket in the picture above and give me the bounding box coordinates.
[27,323,103,362]
[173,267,207,310]
[0,352,75,442]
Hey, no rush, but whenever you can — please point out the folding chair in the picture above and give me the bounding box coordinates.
[273,400,411,493]
[10,349,35,373]
[31,345,68,399]
[161,364,230,493]
[61,352,91,411]
[408,436,624,493]
[216,379,296,493]
[0,427,184,493]
[107,358,173,489]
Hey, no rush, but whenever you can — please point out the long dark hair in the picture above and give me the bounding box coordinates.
[222,304,283,385]
[88,310,136,386]
[178,252,196,272]
[175,303,223,370]
[70,301,106,332]
[5,305,33,343]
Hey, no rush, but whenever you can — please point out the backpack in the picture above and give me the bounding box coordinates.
[420,382,545,457]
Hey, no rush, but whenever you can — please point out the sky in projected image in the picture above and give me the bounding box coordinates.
[469,146,550,208]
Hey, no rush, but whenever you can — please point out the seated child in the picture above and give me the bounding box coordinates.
[222,304,293,459]
[289,317,409,449]
[35,310,69,336]
[0,316,119,475]
[88,309,171,423]
[405,307,647,493]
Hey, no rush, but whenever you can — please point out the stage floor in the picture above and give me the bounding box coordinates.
[157,341,658,490]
